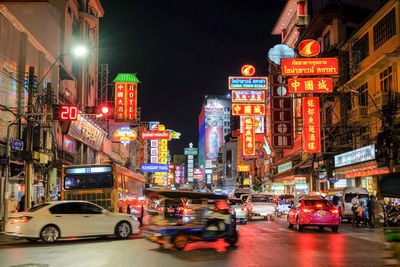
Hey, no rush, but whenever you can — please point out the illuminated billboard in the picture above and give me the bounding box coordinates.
[232,90,265,103]
[288,78,332,93]
[240,116,264,134]
[281,58,339,76]
[302,97,321,153]
[298,40,320,57]
[237,164,250,172]
[232,104,265,116]
[141,131,170,140]
[242,117,255,156]
[228,77,268,90]
[204,99,227,160]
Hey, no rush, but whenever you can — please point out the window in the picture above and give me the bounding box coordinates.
[26,203,50,212]
[81,203,103,214]
[374,9,396,50]
[380,66,393,92]
[50,203,82,214]
[64,173,113,190]
[323,31,331,52]
[358,83,368,106]
[360,127,369,142]
[303,200,333,207]
[352,33,369,65]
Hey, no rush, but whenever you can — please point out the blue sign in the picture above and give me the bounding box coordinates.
[268,44,295,65]
[141,163,169,173]
[328,177,339,183]
[12,139,23,151]
[228,77,268,89]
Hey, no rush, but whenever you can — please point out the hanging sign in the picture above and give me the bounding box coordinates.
[232,90,265,103]
[237,164,250,172]
[242,117,255,156]
[281,58,339,76]
[298,40,320,57]
[288,78,333,93]
[141,131,170,140]
[232,104,265,116]
[228,77,268,90]
[113,73,139,122]
[302,97,321,153]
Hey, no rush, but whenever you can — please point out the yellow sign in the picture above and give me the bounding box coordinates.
[243,178,250,185]
[154,178,165,184]
[160,139,168,145]
[212,174,218,181]
[238,164,250,172]
[159,124,165,131]
[160,145,168,152]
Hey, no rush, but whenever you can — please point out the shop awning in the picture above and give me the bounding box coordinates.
[334,160,377,179]
[345,166,389,178]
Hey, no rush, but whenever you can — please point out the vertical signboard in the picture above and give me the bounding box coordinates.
[242,117,255,155]
[113,73,139,122]
[302,97,321,153]
[115,83,125,121]
[269,66,293,148]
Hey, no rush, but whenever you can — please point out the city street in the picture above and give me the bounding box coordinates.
[0,218,387,267]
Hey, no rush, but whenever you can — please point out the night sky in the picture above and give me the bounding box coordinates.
[99,0,284,155]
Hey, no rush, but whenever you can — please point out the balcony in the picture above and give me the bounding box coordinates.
[78,4,98,24]
[348,106,368,124]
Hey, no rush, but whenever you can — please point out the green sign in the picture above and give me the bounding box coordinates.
[184,148,198,155]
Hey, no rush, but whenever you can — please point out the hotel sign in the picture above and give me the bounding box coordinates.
[114,82,137,122]
[281,58,339,76]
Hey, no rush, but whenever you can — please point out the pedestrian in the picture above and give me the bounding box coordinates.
[17,195,25,212]
[367,195,375,227]
[351,194,361,227]
[39,196,46,204]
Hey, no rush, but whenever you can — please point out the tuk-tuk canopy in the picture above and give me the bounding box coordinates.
[379,173,400,198]
[146,189,228,200]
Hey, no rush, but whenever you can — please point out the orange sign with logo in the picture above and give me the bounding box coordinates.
[238,164,250,172]
[302,97,321,153]
[281,58,339,76]
[288,78,332,93]
[242,117,255,155]
[241,65,256,76]
[299,40,320,57]
[232,104,265,116]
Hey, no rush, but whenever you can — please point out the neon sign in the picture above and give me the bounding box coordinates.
[288,78,333,93]
[241,65,256,76]
[228,77,268,90]
[242,117,255,156]
[281,58,339,76]
[298,40,320,57]
[232,104,265,116]
[232,90,265,103]
[302,97,321,153]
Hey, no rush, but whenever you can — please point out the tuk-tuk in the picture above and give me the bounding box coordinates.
[144,190,239,250]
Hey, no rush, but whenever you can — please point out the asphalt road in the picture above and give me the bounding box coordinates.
[0,218,389,267]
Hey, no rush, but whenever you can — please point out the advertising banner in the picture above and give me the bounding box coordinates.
[228,77,268,90]
[302,97,321,153]
[281,58,339,76]
[141,131,170,140]
[334,145,375,168]
[232,90,265,103]
[193,168,203,179]
[174,165,185,184]
[232,104,265,116]
[68,115,105,151]
[205,100,224,161]
[141,164,169,172]
[288,78,332,93]
[205,126,223,160]
[243,117,255,156]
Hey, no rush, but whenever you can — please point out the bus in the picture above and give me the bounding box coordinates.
[61,161,145,214]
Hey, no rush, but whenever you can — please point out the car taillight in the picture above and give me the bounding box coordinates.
[183,208,193,213]
[156,207,164,211]
[331,209,339,214]
[302,208,313,213]
[316,204,323,208]
[241,207,246,211]
[9,216,32,223]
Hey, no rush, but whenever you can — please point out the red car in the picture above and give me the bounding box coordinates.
[287,198,339,232]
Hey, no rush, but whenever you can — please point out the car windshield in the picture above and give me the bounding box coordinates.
[229,199,243,205]
[252,197,271,203]
[64,174,113,190]
[27,203,50,212]
[303,200,333,207]
[344,193,369,203]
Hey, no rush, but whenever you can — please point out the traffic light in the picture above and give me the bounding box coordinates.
[100,105,111,115]
[53,105,78,120]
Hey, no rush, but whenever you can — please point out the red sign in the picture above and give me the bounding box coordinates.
[299,40,320,57]
[281,58,339,76]
[115,82,138,122]
[141,131,170,140]
[242,117,255,155]
[55,105,78,120]
[241,65,256,76]
[193,168,203,179]
[288,78,333,93]
[232,90,265,103]
[302,97,321,153]
[232,104,265,116]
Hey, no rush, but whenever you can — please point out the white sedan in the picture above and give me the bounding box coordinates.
[5,200,139,243]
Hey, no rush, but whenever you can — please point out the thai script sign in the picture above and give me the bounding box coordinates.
[228,77,268,90]
[281,58,339,76]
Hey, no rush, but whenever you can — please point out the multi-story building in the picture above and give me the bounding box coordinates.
[269,0,381,195]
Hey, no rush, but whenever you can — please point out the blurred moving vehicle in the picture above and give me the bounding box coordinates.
[228,198,248,224]
[248,195,275,221]
[287,198,340,232]
[5,201,139,243]
[144,190,238,250]
[275,194,294,217]
[340,187,369,222]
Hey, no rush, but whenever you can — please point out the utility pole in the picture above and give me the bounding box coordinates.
[24,66,34,210]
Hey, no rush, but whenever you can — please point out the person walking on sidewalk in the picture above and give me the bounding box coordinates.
[351,194,361,227]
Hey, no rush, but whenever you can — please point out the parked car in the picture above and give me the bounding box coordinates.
[287,198,340,232]
[228,198,248,224]
[339,187,369,222]
[248,195,275,221]
[5,201,140,244]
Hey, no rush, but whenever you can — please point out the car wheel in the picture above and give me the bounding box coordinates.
[288,216,293,229]
[331,226,339,233]
[115,221,132,239]
[40,225,60,244]
[26,238,39,243]
[173,232,188,250]
[227,229,239,246]
[296,217,303,232]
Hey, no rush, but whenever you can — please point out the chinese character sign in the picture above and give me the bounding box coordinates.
[232,91,265,103]
[232,104,265,116]
[242,117,255,155]
[302,97,321,153]
[288,78,332,93]
[114,82,137,122]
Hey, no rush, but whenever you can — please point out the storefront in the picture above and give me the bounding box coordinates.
[333,145,385,195]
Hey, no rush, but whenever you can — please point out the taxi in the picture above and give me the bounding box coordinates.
[287,198,339,232]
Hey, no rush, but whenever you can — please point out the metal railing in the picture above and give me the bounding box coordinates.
[78,4,98,18]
